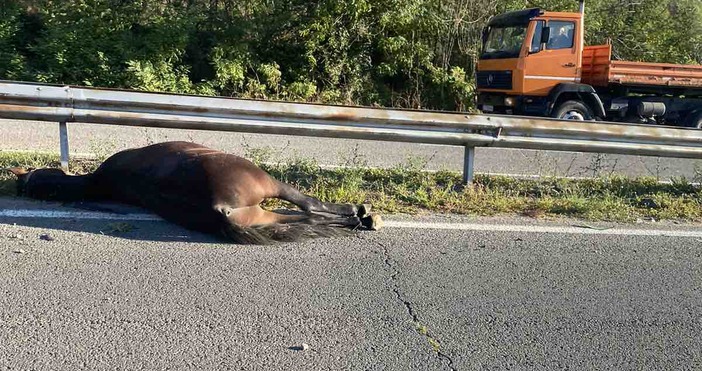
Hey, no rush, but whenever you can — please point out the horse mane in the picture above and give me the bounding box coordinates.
[221,222,356,245]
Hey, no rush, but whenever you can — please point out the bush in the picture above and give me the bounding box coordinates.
[1,0,699,111]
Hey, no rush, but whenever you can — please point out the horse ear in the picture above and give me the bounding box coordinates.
[5,167,30,177]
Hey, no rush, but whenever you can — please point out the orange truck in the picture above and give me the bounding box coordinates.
[476,0,702,128]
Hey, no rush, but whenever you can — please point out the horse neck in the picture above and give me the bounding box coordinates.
[25,171,95,201]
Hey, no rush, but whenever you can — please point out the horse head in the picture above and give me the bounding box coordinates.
[5,167,87,200]
[4,167,35,196]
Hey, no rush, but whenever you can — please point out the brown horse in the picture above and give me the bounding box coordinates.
[7,141,382,244]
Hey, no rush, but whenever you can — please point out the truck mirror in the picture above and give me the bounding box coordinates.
[541,27,551,44]
[482,27,489,43]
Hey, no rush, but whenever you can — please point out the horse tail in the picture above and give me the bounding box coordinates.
[221,222,356,245]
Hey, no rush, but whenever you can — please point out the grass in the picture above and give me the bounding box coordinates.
[1,150,701,223]
[415,322,442,353]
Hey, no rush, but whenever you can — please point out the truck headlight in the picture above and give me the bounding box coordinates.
[504,97,516,107]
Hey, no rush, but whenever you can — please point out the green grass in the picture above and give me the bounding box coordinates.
[1,151,701,223]
[415,322,441,353]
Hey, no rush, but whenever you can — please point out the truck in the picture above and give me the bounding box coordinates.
[475,0,702,128]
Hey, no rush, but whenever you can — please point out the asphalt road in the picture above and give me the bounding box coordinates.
[1,118,701,179]
[1,198,701,370]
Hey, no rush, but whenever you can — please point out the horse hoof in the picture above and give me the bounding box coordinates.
[361,213,383,231]
[357,204,372,218]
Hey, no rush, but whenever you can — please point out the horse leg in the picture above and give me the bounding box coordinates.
[224,205,361,228]
[272,180,371,217]
[219,205,364,244]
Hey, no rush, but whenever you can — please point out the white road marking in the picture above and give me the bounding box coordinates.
[0,209,161,221]
[383,221,702,238]
[1,208,701,238]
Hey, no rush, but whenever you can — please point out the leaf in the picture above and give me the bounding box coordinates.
[101,222,136,234]
[572,223,612,231]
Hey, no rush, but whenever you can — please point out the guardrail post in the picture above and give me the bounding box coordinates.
[59,121,69,171]
[463,145,475,184]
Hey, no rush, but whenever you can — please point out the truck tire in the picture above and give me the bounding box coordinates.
[687,111,702,129]
[551,100,594,121]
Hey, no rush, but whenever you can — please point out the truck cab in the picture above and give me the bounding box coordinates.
[476,3,702,128]
[476,8,592,118]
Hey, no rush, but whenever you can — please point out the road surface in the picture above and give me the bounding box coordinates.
[1,198,701,370]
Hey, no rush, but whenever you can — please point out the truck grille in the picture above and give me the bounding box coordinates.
[477,71,513,90]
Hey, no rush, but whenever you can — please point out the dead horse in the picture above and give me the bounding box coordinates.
[7,141,382,244]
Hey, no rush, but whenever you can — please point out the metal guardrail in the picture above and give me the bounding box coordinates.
[1,80,702,182]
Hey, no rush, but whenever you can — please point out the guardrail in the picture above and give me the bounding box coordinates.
[1,80,702,183]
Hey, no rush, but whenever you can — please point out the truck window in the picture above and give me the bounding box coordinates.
[529,21,545,53]
[481,25,527,59]
[547,21,574,50]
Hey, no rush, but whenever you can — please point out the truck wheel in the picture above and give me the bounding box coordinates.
[686,112,702,129]
[552,100,594,121]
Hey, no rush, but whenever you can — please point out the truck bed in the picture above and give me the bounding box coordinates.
[581,44,702,92]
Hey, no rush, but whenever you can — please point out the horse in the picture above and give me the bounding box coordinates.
[7,141,382,244]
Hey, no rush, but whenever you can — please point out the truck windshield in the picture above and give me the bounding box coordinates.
[481,25,527,59]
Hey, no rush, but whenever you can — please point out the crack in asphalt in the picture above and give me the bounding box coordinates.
[375,239,458,371]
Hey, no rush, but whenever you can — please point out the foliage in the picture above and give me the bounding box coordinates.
[0,0,700,110]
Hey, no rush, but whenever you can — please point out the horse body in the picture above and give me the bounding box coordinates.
[9,141,380,244]
[89,142,246,234]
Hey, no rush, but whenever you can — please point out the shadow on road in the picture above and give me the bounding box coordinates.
[0,197,223,244]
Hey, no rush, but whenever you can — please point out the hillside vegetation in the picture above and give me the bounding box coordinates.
[1,0,701,111]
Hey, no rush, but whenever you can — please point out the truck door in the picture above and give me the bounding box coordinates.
[522,19,579,96]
